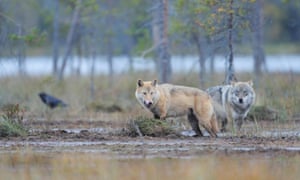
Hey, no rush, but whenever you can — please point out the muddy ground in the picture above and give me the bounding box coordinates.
[1,119,300,158]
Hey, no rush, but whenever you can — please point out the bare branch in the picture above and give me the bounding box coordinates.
[140,38,166,59]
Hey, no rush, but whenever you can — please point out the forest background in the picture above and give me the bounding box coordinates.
[1,0,299,80]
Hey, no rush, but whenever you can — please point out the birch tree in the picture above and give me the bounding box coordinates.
[57,0,82,80]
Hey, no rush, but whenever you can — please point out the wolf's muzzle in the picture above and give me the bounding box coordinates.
[239,98,243,104]
[144,100,153,108]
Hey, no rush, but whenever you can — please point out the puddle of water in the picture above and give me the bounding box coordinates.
[180,130,196,137]
[180,130,226,137]
[285,147,300,151]
[260,130,300,137]
[179,129,300,138]
[30,127,115,134]
[231,147,257,151]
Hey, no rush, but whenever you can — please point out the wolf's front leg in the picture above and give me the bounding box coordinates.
[159,103,168,120]
[227,116,237,134]
[220,117,228,132]
[152,110,166,120]
[159,112,167,120]
[152,112,166,120]
[234,118,243,132]
[153,114,160,119]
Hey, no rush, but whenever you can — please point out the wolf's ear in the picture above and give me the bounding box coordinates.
[151,79,158,87]
[248,80,253,86]
[137,79,144,87]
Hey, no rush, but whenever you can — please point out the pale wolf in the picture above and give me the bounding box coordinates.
[206,81,256,132]
[135,79,219,137]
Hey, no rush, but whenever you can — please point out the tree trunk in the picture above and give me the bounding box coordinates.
[209,37,215,76]
[225,0,236,85]
[252,0,265,86]
[153,0,171,83]
[75,30,82,77]
[57,0,81,81]
[209,51,215,76]
[127,52,134,73]
[152,3,160,71]
[192,32,206,88]
[17,26,26,76]
[107,39,114,86]
[90,33,96,100]
[104,0,115,86]
[52,0,59,76]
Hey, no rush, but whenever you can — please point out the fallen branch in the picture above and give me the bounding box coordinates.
[133,121,143,137]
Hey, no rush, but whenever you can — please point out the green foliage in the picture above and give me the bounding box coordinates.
[9,28,47,46]
[132,29,152,55]
[0,0,299,56]
[0,104,27,137]
[172,0,256,43]
[121,0,151,56]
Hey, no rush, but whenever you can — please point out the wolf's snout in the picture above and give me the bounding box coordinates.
[239,98,243,103]
[144,100,153,107]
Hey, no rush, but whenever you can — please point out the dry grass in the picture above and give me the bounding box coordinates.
[0,73,300,119]
[0,152,299,180]
[0,72,299,128]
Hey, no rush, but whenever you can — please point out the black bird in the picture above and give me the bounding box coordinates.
[38,92,67,109]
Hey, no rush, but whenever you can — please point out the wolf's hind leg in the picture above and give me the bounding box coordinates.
[187,109,203,137]
[193,110,218,138]
[221,118,228,132]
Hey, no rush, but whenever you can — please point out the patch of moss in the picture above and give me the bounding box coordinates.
[127,117,175,137]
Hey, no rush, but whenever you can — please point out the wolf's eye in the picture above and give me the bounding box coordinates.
[150,92,154,95]
[243,91,248,96]
[143,92,147,95]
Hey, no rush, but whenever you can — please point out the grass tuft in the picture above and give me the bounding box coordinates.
[247,105,284,122]
[0,116,28,137]
[0,104,28,137]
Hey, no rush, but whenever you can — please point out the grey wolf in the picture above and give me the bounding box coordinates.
[206,81,256,132]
